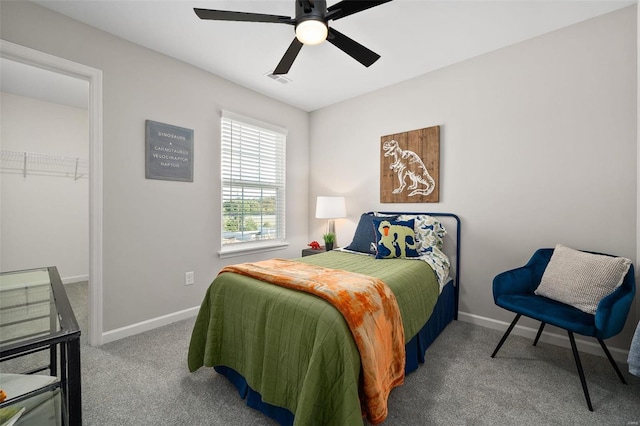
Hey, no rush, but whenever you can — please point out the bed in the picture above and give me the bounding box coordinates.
[188,212,460,425]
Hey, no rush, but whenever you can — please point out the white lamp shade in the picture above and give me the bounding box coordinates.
[315,196,346,219]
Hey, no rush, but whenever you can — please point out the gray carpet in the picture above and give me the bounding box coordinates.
[67,283,640,425]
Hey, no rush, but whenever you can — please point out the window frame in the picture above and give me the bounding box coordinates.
[219,111,288,258]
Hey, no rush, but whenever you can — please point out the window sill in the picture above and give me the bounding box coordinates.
[218,241,290,259]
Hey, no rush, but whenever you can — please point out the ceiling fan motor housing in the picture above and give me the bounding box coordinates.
[296,0,327,19]
[295,0,328,45]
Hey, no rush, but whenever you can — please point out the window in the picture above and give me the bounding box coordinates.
[220,111,287,255]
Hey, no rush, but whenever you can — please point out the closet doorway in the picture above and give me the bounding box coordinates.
[0,40,103,346]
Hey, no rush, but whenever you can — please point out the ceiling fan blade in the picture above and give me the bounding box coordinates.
[326,0,392,21]
[194,8,294,24]
[326,28,380,67]
[273,38,304,75]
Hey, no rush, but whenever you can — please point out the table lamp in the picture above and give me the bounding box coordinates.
[315,196,346,237]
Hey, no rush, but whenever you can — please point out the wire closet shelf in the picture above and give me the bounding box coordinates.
[0,150,88,180]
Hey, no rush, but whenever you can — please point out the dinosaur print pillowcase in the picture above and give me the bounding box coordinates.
[373,218,420,259]
[396,214,446,254]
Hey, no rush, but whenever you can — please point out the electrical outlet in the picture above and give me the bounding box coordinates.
[185,271,194,286]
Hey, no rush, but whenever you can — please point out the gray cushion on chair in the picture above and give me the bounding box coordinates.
[535,244,631,315]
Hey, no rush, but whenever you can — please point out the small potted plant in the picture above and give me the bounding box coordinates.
[323,232,336,251]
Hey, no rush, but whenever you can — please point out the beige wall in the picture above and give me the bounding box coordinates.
[309,6,638,351]
[637,0,640,344]
[0,1,310,333]
[1,2,637,354]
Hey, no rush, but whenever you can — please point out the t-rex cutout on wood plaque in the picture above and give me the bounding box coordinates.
[380,126,440,203]
[383,140,435,196]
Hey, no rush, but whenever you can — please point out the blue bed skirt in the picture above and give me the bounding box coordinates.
[214,279,456,425]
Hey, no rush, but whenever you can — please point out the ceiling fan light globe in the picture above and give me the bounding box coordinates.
[295,19,328,45]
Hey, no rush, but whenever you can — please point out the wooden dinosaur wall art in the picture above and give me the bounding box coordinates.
[380,125,440,203]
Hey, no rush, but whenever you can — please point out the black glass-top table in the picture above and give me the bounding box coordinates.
[0,266,81,426]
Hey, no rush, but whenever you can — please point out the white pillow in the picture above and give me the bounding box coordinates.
[396,214,446,255]
[535,244,631,315]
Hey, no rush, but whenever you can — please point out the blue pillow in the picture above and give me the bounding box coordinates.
[373,218,419,259]
[346,213,397,254]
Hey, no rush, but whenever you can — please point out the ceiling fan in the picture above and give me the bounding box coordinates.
[194,0,392,75]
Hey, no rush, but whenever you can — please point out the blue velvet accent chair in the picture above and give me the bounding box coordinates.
[491,248,636,411]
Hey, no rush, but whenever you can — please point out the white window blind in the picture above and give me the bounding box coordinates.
[221,113,286,251]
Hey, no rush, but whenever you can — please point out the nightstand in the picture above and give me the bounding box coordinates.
[302,247,326,257]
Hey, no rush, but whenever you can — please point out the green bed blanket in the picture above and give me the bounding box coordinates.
[187,250,440,425]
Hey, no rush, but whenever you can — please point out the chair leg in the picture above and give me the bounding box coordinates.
[533,322,546,346]
[597,339,627,385]
[568,331,593,411]
[491,314,521,358]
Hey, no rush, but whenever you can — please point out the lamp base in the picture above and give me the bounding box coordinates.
[326,219,336,236]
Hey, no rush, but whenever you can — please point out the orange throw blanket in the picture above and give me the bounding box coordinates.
[220,258,405,424]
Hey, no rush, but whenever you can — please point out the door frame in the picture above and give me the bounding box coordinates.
[1,39,104,345]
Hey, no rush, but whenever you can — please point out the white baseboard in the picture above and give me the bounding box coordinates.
[96,305,630,364]
[62,275,89,284]
[457,311,630,363]
[101,306,200,345]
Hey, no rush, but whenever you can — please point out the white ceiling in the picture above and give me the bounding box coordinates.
[9,1,637,111]
[0,58,89,109]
